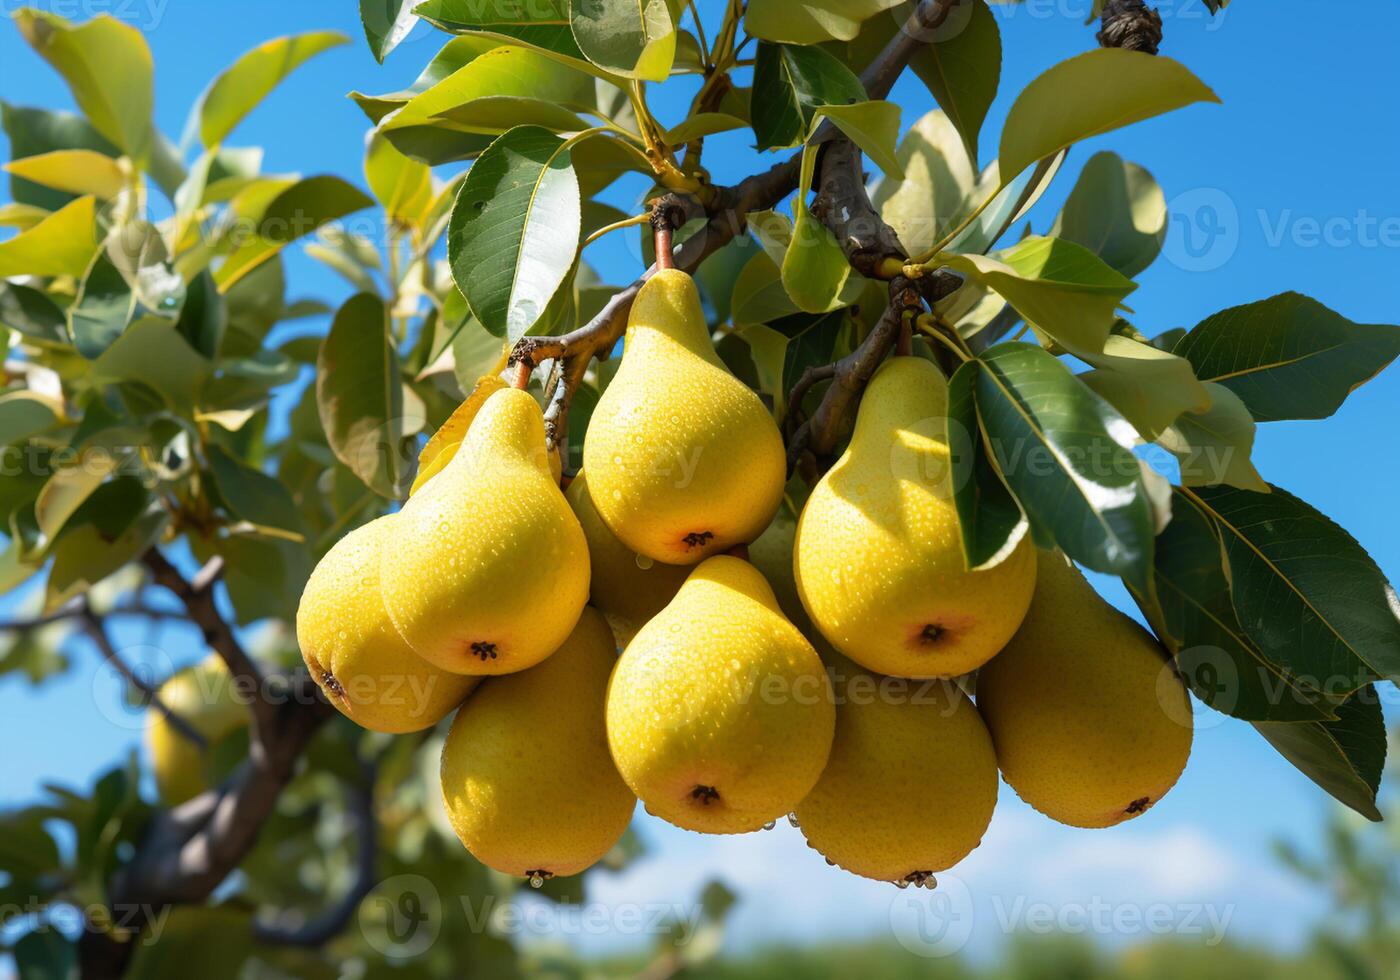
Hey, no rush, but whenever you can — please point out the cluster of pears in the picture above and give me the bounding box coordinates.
[294,267,1193,889]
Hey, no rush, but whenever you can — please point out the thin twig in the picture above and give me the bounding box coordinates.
[78,605,207,749]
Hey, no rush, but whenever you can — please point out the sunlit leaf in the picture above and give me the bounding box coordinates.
[198,31,349,147]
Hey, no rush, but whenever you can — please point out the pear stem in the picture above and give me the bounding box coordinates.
[650,203,680,271]
[509,361,532,390]
[897,314,913,357]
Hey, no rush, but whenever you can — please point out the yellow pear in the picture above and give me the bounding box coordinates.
[566,470,689,642]
[146,655,248,805]
[796,661,998,884]
[381,387,590,675]
[747,506,811,632]
[606,556,835,834]
[975,551,1193,828]
[583,269,785,565]
[794,356,1037,678]
[440,608,635,880]
[298,515,479,733]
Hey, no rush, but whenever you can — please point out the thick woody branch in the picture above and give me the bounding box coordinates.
[788,278,925,467]
[862,0,967,100]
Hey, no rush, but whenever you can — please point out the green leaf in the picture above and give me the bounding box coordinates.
[1152,489,1338,722]
[14,11,154,162]
[257,175,375,243]
[947,151,1067,256]
[872,110,977,257]
[3,149,125,200]
[317,293,410,498]
[70,248,140,360]
[381,42,599,138]
[663,112,748,146]
[34,452,118,545]
[974,342,1155,587]
[13,928,76,980]
[1051,151,1166,279]
[1078,334,1211,441]
[0,195,98,279]
[0,281,68,344]
[782,146,852,314]
[1189,484,1400,692]
[175,270,227,360]
[571,0,677,81]
[947,359,1029,570]
[1254,688,1386,821]
[998,49,1219,185]
[813,101,904,179]
[940,236,1135,356]
[198,31,349,147]
[92,317,211,410]
[362,0,421,62]
[0,392,62,445]
[1173,292,1400,422]
[47,508,166,610]
[751,42,865,152]
[217,177,374,289]
[206,444,303,536]
[366,132,433,228]
[414,0,591,62]
[448,126,580,341]
[912,0,1000,167]
[745,0,904,44]
[1,101,117,210]
[1159,383,1268,491]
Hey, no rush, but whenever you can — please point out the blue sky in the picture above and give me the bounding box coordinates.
[2,0,1399,964]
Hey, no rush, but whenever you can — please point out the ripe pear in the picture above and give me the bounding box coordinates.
[566,470,689,643]
[146,655,248,805]
[440,608,635,880]
[583,269,785,565]
[606,556,835,834]
[975,552,1193,828]
[381,387,590,675]
[795,661,998,884]
[298,516,479,733]
[794,356,1037,678]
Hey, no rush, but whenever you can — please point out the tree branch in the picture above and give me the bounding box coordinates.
[787,278,925,469]
[140,550,276,737]
[509,0,960,454]
[77,604,207,750]
[254,759,377,947]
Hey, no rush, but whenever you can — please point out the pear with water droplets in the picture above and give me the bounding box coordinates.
[794,356,1037,678]
[567,470,688,642]
[605,556,834,834]
[795,659,998,885]
[975,551,1193,828]
[440,608,635,880]
[583,269,786,564]
[298,515,479,732]
[381,387,589,675]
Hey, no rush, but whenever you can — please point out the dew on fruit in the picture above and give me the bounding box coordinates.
[612,455,623,466]
[635,554,654,570]
[787,813,800,828]
[825,858,836,867]
[895,879,910,889]
[438,521,450,533]
[763,820,776,831]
